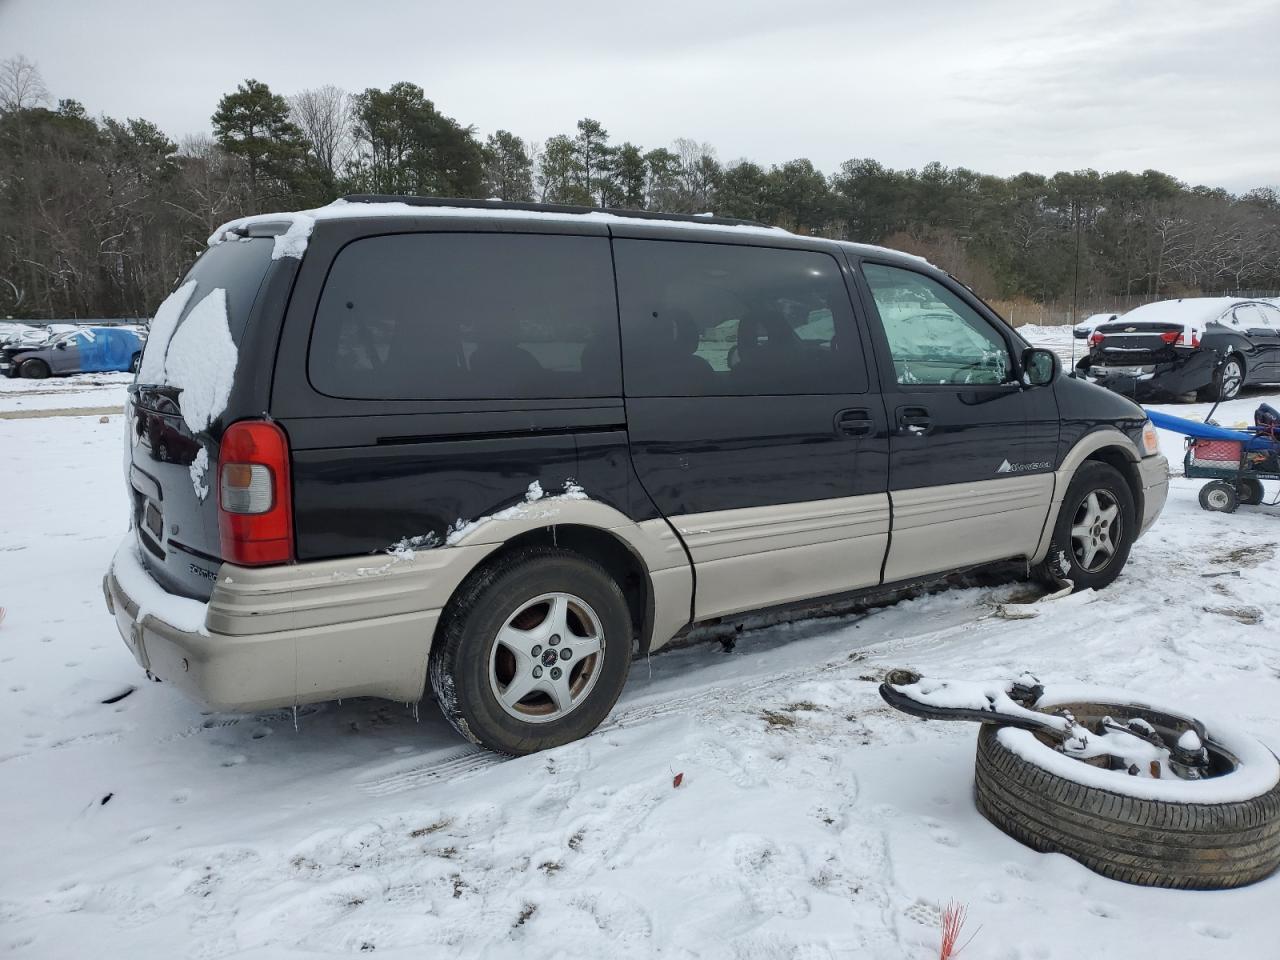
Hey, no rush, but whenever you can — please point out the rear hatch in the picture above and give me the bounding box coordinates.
[126,236,276,600]
[1088,321,1185,369]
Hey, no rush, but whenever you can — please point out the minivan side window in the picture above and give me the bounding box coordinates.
[862,263,1012,386]
[614,239,864,397]
[309,233,620,400]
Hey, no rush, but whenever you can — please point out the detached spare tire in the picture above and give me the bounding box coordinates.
[974,691,1280,889]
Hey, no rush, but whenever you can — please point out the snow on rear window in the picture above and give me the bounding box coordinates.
[164,289,238,432]
[136,281,196,384]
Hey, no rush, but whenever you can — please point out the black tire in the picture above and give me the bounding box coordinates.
[1199,480,1239,513]
[1236,477,1264,506]
[1199,354,1244,402]
[429,547,632,755]
[129,352,141,373]
[974,717,1280,889]
[20,358,49,379]
[1037,461,1135,591]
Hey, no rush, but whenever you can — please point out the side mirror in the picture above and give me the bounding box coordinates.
[1022,347,1057,387]
[54,341,67,350]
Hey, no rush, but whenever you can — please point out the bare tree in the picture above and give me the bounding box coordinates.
[0,55,50,112]
[287,85,352,180]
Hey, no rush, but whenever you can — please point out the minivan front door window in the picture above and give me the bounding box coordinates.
[862,263,1011,386]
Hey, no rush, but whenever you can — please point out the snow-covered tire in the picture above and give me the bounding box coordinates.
[974,697,1280,889]
[429,547,632,755]
[1037,461,1134,591]
[20,358,49,379]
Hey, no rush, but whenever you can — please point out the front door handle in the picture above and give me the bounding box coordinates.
[897,407,932,436]
[834,408,873,437]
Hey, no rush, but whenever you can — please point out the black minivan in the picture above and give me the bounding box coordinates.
[103,196,1168,754]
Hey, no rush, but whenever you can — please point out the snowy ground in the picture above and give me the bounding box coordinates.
[3,369,1280,959]
[0,371,130,415]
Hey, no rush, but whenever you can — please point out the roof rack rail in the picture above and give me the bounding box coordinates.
[339,194,770,229]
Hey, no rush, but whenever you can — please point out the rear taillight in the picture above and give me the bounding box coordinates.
[1089,331,1105,345]
[1160,330,1200,348]
[218,419,293,566]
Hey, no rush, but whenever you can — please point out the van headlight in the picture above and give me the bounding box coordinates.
[1140,420,1160,456]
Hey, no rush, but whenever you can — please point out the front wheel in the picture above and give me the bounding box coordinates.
[129,352,141,373]
[20,358,49,379]
[1038,461,1135,590]
[429,547,632,755]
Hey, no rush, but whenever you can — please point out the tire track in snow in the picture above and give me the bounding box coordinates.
[352,595,999,798]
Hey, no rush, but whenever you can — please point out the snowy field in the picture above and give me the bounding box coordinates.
[3,370,1280,959]
[0,371,130,415]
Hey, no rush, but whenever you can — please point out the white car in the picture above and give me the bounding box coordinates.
[1073,313,1120,339]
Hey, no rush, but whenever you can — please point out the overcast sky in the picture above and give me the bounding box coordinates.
[2,0,1277,192]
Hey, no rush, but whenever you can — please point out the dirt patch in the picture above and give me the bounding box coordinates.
[409,817,452,838]
[783,700,822,713]
[761,710,796,728]
[1211,542,1277,569]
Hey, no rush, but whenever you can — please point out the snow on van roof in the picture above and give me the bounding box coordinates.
[208,198,794,261]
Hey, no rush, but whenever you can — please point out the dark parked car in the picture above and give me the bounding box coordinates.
[103,196,1168,755]
[1,326,144,378]
[1076,298,1280,402]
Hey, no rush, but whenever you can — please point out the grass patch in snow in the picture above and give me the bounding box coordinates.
[1212,542,1277,568]
[760,709,796,728]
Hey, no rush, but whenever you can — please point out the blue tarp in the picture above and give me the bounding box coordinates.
[77,327,141,373]
[1146,408,1274,450]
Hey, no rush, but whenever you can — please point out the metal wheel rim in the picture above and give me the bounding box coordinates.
[488,591,604,724]
[1222,361,1242,398]
[1206,487,1231,510]
[1070,488,1122,574]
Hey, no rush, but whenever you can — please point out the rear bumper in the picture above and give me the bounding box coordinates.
[1078,352,1218,401]
[1136,453,1169,537]
[103,545,442,712]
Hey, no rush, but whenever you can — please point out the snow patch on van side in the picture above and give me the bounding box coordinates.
[163,288,237,432]
[189,447,210,501]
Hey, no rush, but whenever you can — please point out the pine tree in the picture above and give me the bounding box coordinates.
[483,130,533,201]
[211,79,309,207]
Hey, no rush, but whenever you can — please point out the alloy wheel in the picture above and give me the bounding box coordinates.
[1070,489,1122,573]
[1222,360,1243,399]
[488,592,605,723]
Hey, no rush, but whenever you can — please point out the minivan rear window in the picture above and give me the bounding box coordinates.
[308,233,621,401]
[177,236,275,344]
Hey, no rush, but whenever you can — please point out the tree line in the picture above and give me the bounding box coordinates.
[1,54,1277,322]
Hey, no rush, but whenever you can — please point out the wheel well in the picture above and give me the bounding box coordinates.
[1084,447,1142,519]
[454,525,652,655]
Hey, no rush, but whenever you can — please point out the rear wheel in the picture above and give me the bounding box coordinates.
[429,547,632,755]
[1237,477,1265,506]
[1200,355,1244,402]
[129,352,141,373]
[19,358,49,379]
[1038,461,1135,591]
[1200,480,1239,513]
